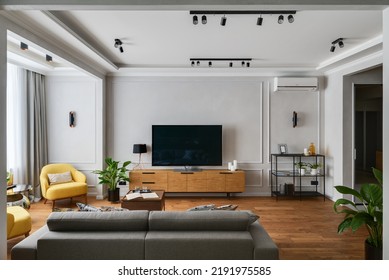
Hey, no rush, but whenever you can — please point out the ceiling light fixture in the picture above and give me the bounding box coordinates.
[190,58,252,68]
[114,38,124,53]
[20,42,28,50]
[189,57,253,67]
[220,15,227,26]
[190,10,296,26]
[193,15,198,25]
[202,15,207,24]
[257,16,263,26]
[330,38,344,52]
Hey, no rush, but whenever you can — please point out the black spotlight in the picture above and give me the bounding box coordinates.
[288,15,294,23]
[330,45,336,52]
[241,61,245,67]
[208,61,212,67]
[202,15,207,24]
[197,61,200,66]
[257,16,263,26]
[114,38,124,53]
[229,62,233,67]
[193,15,198,25]
[46,54,52,62]
[191,61,195,67]
[278,15,284,24]
[338,40,344,48]
[20,42,28,50]
[220,16,227,26]
[247,62,250,67]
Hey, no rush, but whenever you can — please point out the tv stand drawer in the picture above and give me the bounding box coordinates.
[130,169,245,194]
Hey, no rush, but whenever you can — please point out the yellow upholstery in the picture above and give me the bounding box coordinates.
[7,206,31,240]
[40,163,88,209]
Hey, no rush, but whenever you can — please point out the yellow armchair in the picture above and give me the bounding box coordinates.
[7,206,31,240]
[40,163,88,210]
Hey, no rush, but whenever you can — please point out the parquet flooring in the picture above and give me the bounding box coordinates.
[7,195,367,260]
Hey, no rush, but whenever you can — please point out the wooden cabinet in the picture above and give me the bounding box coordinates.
[130,169,245,194]
[130,170,167,191]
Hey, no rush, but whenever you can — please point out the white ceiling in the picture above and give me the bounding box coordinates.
[4,7,386,75]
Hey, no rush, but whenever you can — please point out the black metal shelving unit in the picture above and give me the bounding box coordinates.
[270,153,326,200]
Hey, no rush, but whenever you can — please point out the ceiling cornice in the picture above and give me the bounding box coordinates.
[42,10,119,71]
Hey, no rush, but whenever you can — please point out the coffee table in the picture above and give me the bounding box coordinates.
[121,190,165,211]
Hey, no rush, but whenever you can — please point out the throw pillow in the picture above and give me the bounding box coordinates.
[187,204,215,211]
[76,202,100,212]
[48,171,73,185]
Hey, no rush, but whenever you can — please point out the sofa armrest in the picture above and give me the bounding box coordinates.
[11,225,49,260]
[73,170,86,183]
[249,222,279,260]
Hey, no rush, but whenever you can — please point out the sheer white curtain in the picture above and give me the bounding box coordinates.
[6,63,27,184]
[7,63,48,200]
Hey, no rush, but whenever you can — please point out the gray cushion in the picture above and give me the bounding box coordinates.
[146,231,254,259]
[47,211,149,231]
[149,210,255,231]
[37,231,146,260]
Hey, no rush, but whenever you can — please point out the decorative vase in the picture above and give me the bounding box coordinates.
[365,240,382,260]
[108,187,120,202]
[311,168,318,175]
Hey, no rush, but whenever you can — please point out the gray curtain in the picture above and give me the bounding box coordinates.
[25,70,48,200]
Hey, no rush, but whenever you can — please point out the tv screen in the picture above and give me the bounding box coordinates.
[152,125,222,166]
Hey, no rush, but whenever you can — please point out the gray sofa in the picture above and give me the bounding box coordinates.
[11,210,279,260]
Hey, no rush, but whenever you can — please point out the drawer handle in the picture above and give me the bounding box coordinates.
[181,172,194,174]
[142,172,155,174]
[142,182,155,184]
[220,172,233,174]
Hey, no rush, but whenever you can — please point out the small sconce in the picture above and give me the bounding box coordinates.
[292,111,298,128]
[69,111,75,127]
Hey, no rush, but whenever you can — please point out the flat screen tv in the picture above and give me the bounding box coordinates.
[152,125,222,166]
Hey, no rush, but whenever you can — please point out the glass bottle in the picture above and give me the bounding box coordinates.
[308,143,316,155]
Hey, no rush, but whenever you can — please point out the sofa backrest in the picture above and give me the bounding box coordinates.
[47,211,149,231]
[148,211,258,231]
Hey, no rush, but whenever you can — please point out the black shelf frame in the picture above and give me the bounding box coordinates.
[270,153,326,201]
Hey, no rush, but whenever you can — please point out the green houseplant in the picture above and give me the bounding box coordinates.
[295,162,308,175]
[333,167,383,259]
[93,157,131,202]
[308,162,322,175]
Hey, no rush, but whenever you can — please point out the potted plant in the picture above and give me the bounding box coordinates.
[295,162,307,175]
[333,167,383,259]
[308,162,322,175]
[93,157,131,202]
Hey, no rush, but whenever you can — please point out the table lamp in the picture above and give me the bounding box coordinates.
[133,144,147,169]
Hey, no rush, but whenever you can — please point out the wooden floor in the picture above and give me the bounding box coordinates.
[7,195,367,260]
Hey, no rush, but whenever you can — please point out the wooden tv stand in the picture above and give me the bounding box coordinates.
[129,169,245,195]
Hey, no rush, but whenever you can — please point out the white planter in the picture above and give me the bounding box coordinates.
[311,168,318,175]
[300,168,306,175]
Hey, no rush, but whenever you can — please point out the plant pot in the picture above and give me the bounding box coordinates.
[365,240,382,260]
[108,188,120,202]
[299,168,305,175]
[311,168,318,175]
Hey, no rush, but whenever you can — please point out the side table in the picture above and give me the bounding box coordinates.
[121,190,165,211]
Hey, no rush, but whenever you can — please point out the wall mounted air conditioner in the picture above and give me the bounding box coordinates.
[274,77,318,92]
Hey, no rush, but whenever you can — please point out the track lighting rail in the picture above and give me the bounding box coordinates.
[189,10,296,15]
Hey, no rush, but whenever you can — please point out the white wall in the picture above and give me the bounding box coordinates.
[46,75,104,198]
[107,75,322,195]
[0,16,8,260]
[382,7,389,260]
